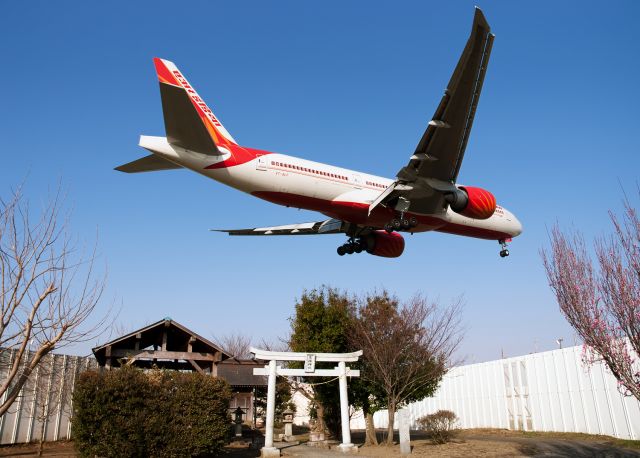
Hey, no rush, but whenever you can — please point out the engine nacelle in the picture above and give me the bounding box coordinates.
[362,230,405,258]
[445,186,496,220]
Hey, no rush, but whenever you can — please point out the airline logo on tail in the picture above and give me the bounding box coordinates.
[153,57,237,147]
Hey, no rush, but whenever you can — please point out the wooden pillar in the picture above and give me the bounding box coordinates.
[161,326,168,351]
[105,345,112,370]
[211,352,221,377]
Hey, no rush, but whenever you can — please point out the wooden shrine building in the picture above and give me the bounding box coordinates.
[92,318,267,424]
[92,318,230,374]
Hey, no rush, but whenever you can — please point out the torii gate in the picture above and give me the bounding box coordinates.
[251,347,362,457]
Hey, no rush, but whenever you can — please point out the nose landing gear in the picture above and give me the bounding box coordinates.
[499,239,510,258]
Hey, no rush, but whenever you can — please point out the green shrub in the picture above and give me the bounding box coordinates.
[72,367,232,457]
[149,370,232,457]
[72,367,151,457]
[417,409,459,444]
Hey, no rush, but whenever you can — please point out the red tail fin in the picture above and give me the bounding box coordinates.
[153,58,237,150]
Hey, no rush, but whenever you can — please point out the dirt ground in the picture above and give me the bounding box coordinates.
[1,429,639,457]
[275,429,640,458]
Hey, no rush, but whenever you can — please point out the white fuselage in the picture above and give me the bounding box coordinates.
[141,135,523,240]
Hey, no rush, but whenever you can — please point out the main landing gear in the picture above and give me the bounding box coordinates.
[384,216,418,233]
[499,239,510,258]
[337,237,365,256]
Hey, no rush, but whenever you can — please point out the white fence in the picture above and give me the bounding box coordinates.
[350,345,640,440]
[0,350,97,445]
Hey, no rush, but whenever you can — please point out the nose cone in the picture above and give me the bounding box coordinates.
[501,207,523,237]
[510,215,523,237]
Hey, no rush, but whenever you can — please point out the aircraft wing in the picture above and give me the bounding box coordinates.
[213,219,345,236]
[371,8,494,216]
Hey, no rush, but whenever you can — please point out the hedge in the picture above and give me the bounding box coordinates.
[72,367,232,457]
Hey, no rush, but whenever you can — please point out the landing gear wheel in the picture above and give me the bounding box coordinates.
[384,223,394,233]
[498,239,510,258]
[345,244,355,255]
[401,219,410,230]
[409,217,418,227]
[354,243,363,254]
[391,219,402,231]
[337,246,346,256]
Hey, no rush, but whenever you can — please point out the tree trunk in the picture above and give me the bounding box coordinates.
[386,403,396,445]
[365,411,378,445]
[314,403,326,433]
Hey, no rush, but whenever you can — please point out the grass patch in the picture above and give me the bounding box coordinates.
[608,439,640,450]
[463,428,640,450]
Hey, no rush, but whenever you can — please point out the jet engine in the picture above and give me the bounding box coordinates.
[362,230,405,258]
[444,186,496,220]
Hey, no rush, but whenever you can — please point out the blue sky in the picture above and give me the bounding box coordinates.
[2,1,638,362]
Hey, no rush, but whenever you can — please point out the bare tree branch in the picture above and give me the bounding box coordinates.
[213,331,253,359]
[0,185,111,417]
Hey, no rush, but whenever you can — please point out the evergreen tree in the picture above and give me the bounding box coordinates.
[288,286,354,437]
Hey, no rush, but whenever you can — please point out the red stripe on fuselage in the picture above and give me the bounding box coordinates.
[251,191,512,240]
[204,145,271,169]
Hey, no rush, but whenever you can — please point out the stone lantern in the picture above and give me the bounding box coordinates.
[233,407,244,437]
[282,408,294,440]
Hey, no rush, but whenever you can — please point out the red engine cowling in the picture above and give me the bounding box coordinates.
[456,186,497,220]
[363,231,405,258]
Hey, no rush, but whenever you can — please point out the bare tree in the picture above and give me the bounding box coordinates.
[0,186,108,417]
[350,292,463,445]
[542,194,640,400]
[214,331,253,359]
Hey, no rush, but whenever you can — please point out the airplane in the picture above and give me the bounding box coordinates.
[116,8,522,258]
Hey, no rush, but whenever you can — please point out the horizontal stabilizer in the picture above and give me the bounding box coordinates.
[115,154,182,173]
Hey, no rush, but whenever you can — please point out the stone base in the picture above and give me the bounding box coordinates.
[260,446,280,457]
[307,439,339,448]
[337,443,357,453]
[309,431,326,442]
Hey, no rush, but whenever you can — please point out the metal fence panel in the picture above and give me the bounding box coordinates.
[350,345,640,440]
[0,352,97,445]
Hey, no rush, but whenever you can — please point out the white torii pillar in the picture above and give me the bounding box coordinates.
[251,347,362,457]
